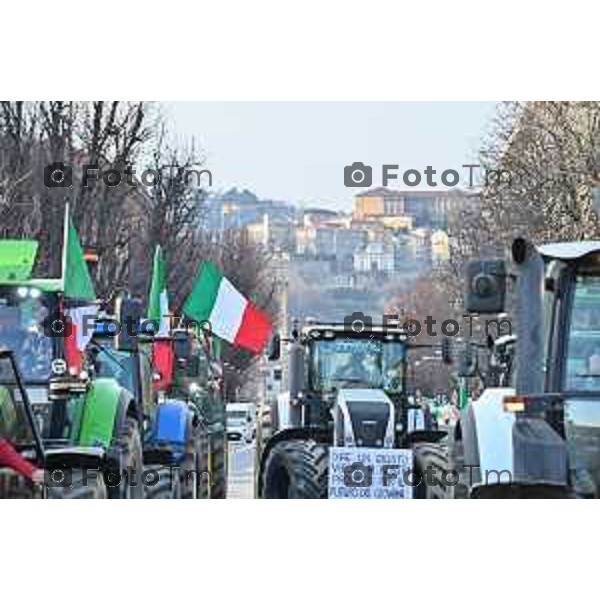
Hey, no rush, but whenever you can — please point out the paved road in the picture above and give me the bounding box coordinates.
[227,441,255,499]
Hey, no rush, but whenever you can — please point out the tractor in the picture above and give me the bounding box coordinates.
[89,298,227,499]
[443,238,600,498]
[0,230,143,498]
[169,327,228,499]
[256,321,447,499]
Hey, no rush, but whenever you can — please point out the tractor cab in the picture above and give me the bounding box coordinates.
[465,238,600,495]
[0,237,96,444]
[0,349,44,459]
[89,298,155,421]
[0,284,56,384]
[306,326,407,395]
[171,327,225,425]
[269,322,436,444]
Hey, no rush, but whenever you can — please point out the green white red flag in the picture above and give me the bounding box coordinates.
[183,261,272,354]
[147,246,174,390]
[61,209,97,371]
[148,246,170,337]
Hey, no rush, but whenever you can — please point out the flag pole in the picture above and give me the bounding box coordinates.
[60,202,70,289]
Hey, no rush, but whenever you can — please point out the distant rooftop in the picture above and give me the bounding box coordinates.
[354,187,474,198]
[302,207,340,216]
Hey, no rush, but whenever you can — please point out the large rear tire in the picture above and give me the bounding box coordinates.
[106,417,144,499]
[412,442,453,499]
[210,431,227,499]
[145,466,181,499]
[47,468,108,499]
[261,439,328,499]
[0,472,38,499]
[181,420,206,499]
[446,438,470,499]
[474,484,572,499]
[197,431,211,499]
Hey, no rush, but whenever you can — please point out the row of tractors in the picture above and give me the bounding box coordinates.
[255,237,600,499]
[0,217,227,499]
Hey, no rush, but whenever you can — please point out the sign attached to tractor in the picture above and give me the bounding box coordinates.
[328,447,414,499]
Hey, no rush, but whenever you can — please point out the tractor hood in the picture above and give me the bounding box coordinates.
[335,388,395,448]
[337,388,392,405]
[538,241,600,261]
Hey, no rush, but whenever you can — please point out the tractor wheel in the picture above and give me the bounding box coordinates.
[106,417,144,499]
[446,438,470,499]
[210,432,228,499]
[47,468,108,499]
[262,439,328,499]
[197,433,211,499]
[412,442,454,499]
[145,466,181,499]
[474,484,572,499]
[0,472,38,499]
[181,420,203,499]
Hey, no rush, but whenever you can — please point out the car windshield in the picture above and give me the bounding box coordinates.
[310,337,405,392]
[227,411,248,420]
[0,354,35,447]
[0,289,53,382]
[566,274,600,391]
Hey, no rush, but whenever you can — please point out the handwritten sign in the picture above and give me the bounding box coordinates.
[328,447,414,499]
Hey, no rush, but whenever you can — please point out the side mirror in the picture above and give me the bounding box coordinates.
[116,297,143,351]
[267,333,281,361]
[589,354,600,377]
[187,354,200,377]
[441,337,452,364]
[173,331,192,362]
[457,345,476,377]
[464,260,506,314]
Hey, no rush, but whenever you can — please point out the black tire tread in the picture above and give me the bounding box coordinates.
[145,466,181,499]
[262,439,328,499]
[107,417,144,499]
[47,468,108,499]
[413,442,452,499]
[210,432,227,499]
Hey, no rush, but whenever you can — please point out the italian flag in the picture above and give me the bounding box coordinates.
[61,210,97,372]
[183,261,272,354]
[148,246,170,337]
[148,246,173,390]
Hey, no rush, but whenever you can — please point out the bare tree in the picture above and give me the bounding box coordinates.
[0,101,278,389]
[0,101,155,289]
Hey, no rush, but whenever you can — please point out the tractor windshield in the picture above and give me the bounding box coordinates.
[565,274,600,391]
[0,287,53,382]
[0,353,36,448]
[92,343,136,394]
[310,337,405,392]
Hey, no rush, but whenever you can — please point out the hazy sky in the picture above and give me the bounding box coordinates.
[162,102,498,210]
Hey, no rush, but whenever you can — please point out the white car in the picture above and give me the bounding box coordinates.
[226,403,256,443]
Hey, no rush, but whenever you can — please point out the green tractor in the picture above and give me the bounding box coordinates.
[0,221,144,499]
[89,308,228,499]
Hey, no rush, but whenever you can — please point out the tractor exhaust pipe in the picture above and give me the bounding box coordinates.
[512,238,545,395]
[288,341,304,427]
